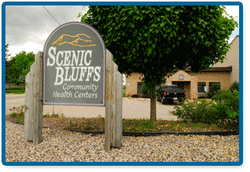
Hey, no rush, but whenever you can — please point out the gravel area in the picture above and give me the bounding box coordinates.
[5,121,239,162]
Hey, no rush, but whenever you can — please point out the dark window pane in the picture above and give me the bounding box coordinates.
[198,82,206,92]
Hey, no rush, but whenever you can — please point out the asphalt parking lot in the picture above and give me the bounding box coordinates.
[5,94,178,120]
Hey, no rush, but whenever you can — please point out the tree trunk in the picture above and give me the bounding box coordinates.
[150,96,157,123]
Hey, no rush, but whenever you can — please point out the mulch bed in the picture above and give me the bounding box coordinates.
[6,115,239,133]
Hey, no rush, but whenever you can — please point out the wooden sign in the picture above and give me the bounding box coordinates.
[43,22,106,106]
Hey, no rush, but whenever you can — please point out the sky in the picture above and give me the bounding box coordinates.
[5,6,88,58]
[5,5,240,58]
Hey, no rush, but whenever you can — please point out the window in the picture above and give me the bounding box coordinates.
[137,82,143,94]
[198,82,206,93]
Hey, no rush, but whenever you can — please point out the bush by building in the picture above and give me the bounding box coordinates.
[230,81,239,91]
[207,83,221,98]
[172,89,239,128]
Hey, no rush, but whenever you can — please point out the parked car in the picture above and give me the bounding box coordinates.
[157,84,186,104]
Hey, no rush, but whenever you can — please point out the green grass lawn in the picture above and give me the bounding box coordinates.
[6,89,25,94]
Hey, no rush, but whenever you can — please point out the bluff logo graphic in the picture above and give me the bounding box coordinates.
[43,22,106,106]
[52,33,96,47]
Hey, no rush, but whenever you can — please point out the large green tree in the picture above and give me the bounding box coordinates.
[81,6,238,122]
[7,51,35,85]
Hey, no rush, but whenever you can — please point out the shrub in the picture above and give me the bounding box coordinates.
[210,100,230,121]
[172,89,239,127]
[9,111,24,118]
[227,111,239,120]
[212,89,239,111]
[230,81,239,91]
[198,95,206,99]
[20,83,25,91]
[9,112,18,118]
[43,114,50,118]
[51,114,59,118]
[172,99,214,123]
[131,94,140,98]
[122,92,126,97]
[16,117,24,123]
[212,89,239,120]
[207,83,221,98]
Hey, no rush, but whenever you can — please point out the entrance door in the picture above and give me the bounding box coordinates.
[184,82,191,99]
[137,82,143,94]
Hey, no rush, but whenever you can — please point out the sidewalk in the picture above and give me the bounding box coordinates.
[5,94,178,121]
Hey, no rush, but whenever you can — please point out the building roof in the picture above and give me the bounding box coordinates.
[230,35,239,44]
[185,66,232,73]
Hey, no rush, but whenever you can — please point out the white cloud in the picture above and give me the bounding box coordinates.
[225,6,239,20]
[224,6,239,43]
[9,42,43,57]
[38,33,50,42]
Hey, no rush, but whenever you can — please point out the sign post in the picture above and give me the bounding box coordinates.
[25,22,122,150]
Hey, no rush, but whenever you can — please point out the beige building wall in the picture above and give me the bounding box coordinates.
[213,36,239,85]
[126,70,199,99]
[165,70,198,99]
[126,73,143,96]
[189,72,231,92]
[126,71,231,99]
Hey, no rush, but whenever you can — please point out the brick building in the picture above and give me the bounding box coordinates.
[125,35,239,99]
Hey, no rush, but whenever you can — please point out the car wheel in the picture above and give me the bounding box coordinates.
[157,96,160,101]
[161,97,165,104]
